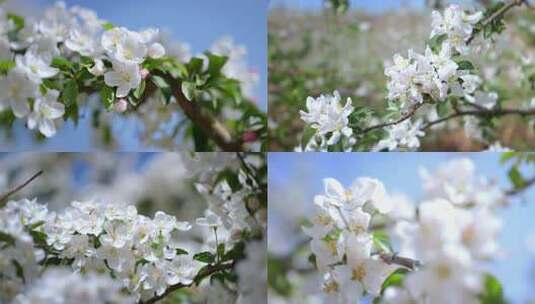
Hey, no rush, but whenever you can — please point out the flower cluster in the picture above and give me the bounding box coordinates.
[299,91,355,151]
[191,153,267,245]
[0,2,165,137]
[303,177,398,303]
[0,198,201,302]
[305,158,506,304]
[384,4,486,109]
[0,199,46,301]
[14,268,133,304]
[385,158,504,304]
[373,119,425,151]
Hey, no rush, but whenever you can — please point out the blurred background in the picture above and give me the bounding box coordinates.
[268,0,535,151]
[0,0,267,151]
[268,152,535,303]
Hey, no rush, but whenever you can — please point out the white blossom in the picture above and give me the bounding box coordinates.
[27,89,65,138]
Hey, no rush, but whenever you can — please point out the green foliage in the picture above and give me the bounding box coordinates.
[268,256,293,296]
[479,273,508,304]
[7,13,24,31]
[100,85,115,110]
[193,251,216,264]
[0,60,15,75]
[478,2,507,40]
[372,230,392,253]
[456,60,475,71]
[429,33,448,53]
[327,0,349,14]
[380,268,409,294]
[0,231,15,248]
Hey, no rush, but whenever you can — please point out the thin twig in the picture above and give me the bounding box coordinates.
[506,176,535,196]
[358,103,424,135]
[467,0,524,44]
[421,107,535,130]
[139,262,234,304]
[379,253,422,270]
[0,170,43,206]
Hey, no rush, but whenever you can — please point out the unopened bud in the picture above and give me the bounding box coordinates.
[113,99,128,113]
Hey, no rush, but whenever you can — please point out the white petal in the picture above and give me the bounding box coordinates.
[39,118,56,137]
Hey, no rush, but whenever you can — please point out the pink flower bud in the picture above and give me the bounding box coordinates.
[242,131,257,143]
[113,99,128,113]
[140,69,150,79]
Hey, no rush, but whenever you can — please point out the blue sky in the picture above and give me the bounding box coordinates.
[269,152,535,303]
[2,0,267,151]
[269,0,426,12]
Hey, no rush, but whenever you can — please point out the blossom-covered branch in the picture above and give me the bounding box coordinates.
[296,1,532,151]
[0,2,266,151]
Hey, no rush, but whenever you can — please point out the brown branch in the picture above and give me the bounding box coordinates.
[357,103,424,135]
[149,70,244,152]
[139,262,234,304]
[467,0,524,44]
[421,107,535,130]
[0,171,43,206]
[379,253,422,271]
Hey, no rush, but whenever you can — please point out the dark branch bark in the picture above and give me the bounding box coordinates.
[379,253,422,271]
[149,70,244,152]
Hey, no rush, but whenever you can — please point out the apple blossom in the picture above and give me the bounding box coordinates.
[15,51,58,83]
[0,68,38,118]
[27,89,65,138]
[104,59,142,98]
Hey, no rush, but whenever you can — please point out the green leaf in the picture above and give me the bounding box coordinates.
[0,231,15,247]
[133,80,146,99]
[222,241,245,262]
[479,274,507,304]
[300,126,316,149]
[29,221,45,230]
[217,78,243,105]
[51,57,74,71]
[381,268,408,294]
[206,53,228,75]
[151,76,173,104]
[176,248,189,255]
[0,60,15,75]
[372,230,392,253]
[500,152,518,164]
[29,230,48,248]
[217,243,226,259]
[7,13,24,31]
[193,251,215,264]
[268,256,293,296]
[508,166,526,189]
[62,80,79,106]
[12,259,25,283]
[181,81,196,101]
[186,57,204,75]
[456,60,475,71]
[102,22,115,31]
[100,85,115,110]
[429,34,448,53]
